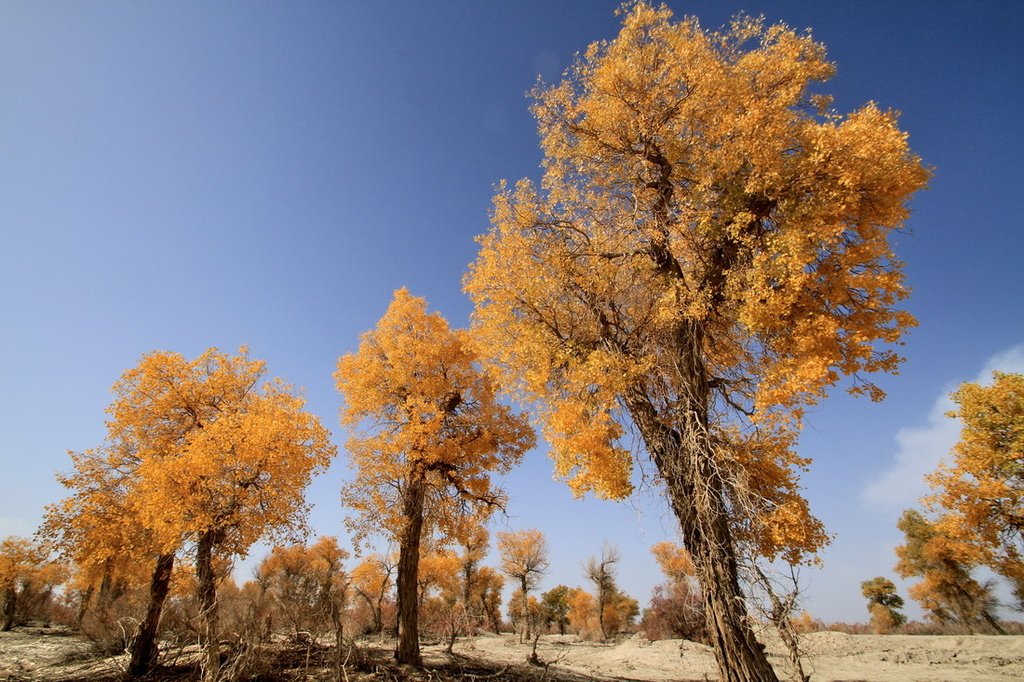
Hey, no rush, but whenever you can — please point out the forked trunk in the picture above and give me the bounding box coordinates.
[395,472,426,665]
[197,530,220,682]
[628,373,778,681]
[128,552,175,677]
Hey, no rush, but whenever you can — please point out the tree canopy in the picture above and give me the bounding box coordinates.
[465,3,927,678]
[927,372,1024,607]
[335,288,533,664]
[336,289,535,548]
[44,346,335,677]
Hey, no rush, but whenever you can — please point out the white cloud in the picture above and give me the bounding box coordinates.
[862,344,1024,509]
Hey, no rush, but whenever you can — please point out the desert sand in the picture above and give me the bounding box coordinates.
[3,626,1023,681]
[448,630,1024,681]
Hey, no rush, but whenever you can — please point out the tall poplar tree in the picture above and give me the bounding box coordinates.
[465,4,928,679]
[335,289,534,665]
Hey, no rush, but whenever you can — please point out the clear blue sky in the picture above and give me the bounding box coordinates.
[1,1,1022,624]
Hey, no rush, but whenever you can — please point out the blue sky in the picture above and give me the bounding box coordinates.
[1,1,1022,624]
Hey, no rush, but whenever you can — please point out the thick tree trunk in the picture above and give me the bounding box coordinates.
[128,552,175,677]
[197,530,220,682]
[1,586,16,631]
[395,473,426,666]
[627,338,779,682]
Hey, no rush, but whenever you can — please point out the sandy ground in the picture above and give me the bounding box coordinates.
[448,630,1024,681]
[0,627,122,681]
[3,626,1024,681]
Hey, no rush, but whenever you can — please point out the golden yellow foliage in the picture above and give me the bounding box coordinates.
[0,537,65,630]
[337,291,533,664]
[41,446,155,590]
[417,550,461,601]
[335,289,535,546]
[0,538,49,593]
[466,4,926,674]
[497,529,549,593]
[926,372,1024,605]
[349,553,396,635]
[567,587,597,637]
[790,611,820,634]
[456,520,490,616]
[895,509,1001,632]
[497,529,549,640]
[45,347,335,676]
[465,2,927,566]
[106,347,335,555]
[257,536,349,637]
[473,565,504,634]
[350,554,395,604]
[650,541,696,583]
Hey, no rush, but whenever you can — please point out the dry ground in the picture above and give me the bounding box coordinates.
[451,630,1024,681]
[3,626,1023,681]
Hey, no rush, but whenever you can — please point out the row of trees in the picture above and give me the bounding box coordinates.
[2,526,687,652]
[6,367,1018,669]
[12,3,939,680]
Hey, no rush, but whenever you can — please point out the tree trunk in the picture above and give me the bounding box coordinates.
[753,566,807,682]
[360,590,383,636]
[520,576,529,643]
[627,357,779,681]
[446,624,457,654]
[97,563,113,610]
[482,593,500,634]
[1,586,16,631]
[395,472,426,666]
[75,584,95,628]
[981,609,1006,635]
[462,562,476,636]
[330,598,346,677]
[197,530,220,682]
[128,552,175,677]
